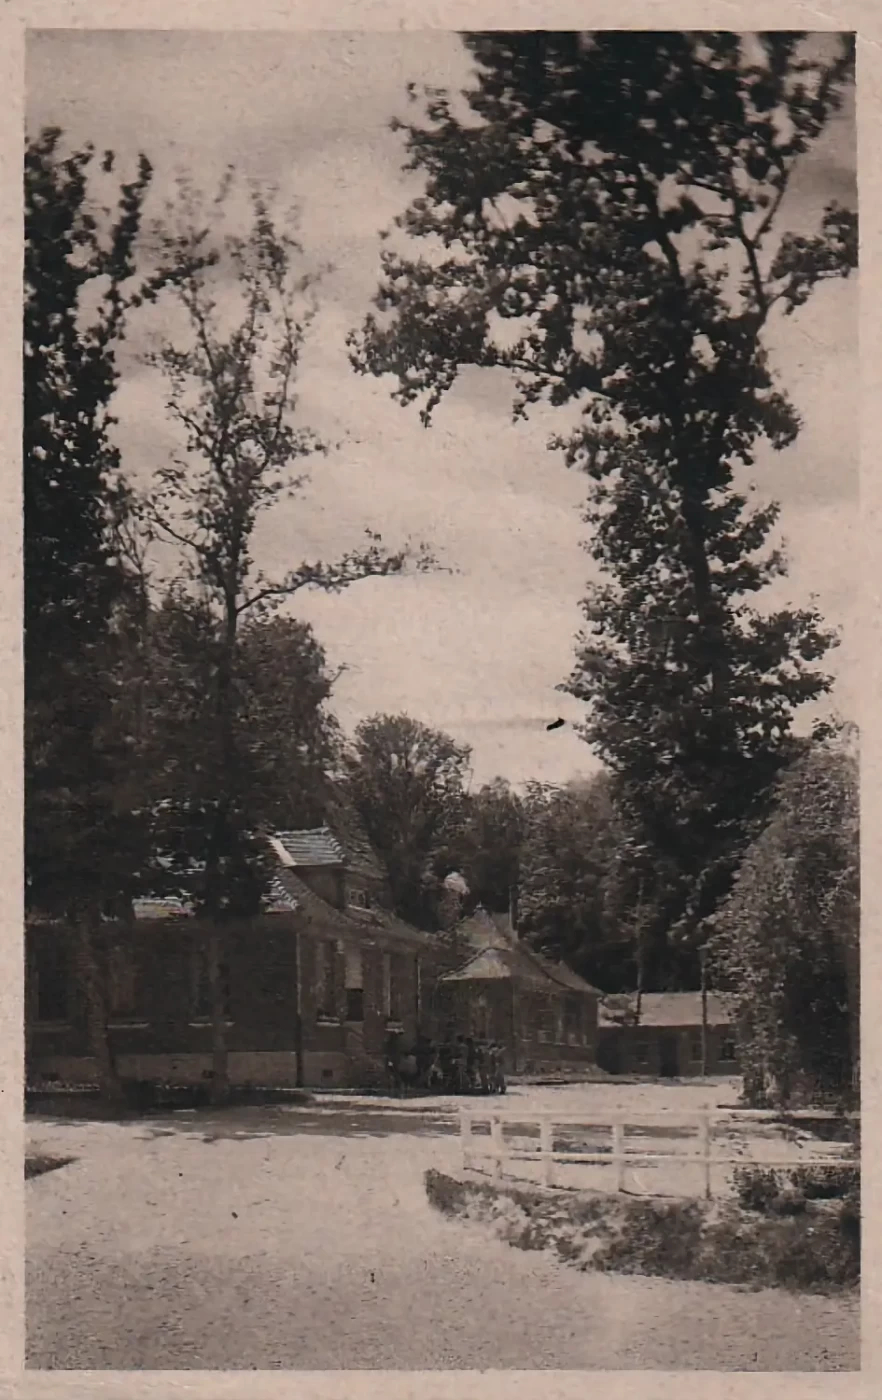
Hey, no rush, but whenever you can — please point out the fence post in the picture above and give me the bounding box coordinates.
[699,1112,712,1200]
[612,1120,626,1192]
[490,1114,504,1180]
[540,1116,554,1187]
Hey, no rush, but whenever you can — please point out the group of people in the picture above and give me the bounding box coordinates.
[384,1030,507,1096]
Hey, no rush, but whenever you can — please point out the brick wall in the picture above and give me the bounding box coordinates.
[27,917,433,1090]
[26,917,300,1073]
[596,1023,739,1076]
[435,979,598,1073]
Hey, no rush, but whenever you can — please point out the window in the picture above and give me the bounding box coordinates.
[315,940,338,1021]
[381,951,404,1023]
[347,887,369,910]
[720,1037,738,1064]
[344,945,363,1023]
[191,947,231,1021]
[564,996,581,1046]
[634,1037,651,1067]
[690,1034,704,1063]
[35,939,69,1023]
[107,944,139,1020]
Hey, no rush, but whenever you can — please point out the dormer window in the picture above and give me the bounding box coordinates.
[348,887,369,910]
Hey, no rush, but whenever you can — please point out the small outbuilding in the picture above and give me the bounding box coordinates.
[596,991,739,1078]
[433,907,600,1075]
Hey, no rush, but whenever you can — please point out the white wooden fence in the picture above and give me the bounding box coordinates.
[460,1107,858,1200]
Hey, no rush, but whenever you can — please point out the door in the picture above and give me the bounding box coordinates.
[659,1033,679,1078]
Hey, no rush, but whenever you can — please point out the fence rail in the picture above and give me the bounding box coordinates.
[459,1107,857,1200]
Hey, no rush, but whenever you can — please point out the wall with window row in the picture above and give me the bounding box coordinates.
[26,917,427,1090]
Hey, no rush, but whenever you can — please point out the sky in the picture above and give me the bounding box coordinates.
[26,30,858,789]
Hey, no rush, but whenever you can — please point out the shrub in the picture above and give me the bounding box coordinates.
[733,1166,785,1213]
[425,1167,475,1217]
[594,1200,704,1278]
[425,1169,859,1293]
[788,1165,858,1200]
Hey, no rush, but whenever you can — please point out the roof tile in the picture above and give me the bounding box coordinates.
[598,992,734,1028]
[273,828,346,867]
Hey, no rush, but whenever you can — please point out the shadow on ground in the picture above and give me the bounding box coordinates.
[26,1155,76,1180]
[30,1103,460,1144]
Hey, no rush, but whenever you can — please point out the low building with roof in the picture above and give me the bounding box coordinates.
[596,991,739,1078]
[25,814,436,1092]
[433,906,601,1075]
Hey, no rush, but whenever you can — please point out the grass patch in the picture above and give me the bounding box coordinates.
[26,1154,75,1180]
[425,1167,859,1295]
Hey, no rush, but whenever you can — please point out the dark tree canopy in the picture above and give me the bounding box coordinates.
[24,129,156,918]
[440,777,524,915]
[24,128,151,661]
[350,32,856,951]
[710,731,859,1105]
[342,713,471,927]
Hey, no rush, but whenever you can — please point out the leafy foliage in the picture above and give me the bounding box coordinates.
[24,128,167,1100]
[137,179,426,920]
[133,594,339,915]
[24,129,156,919]
[711,732,859,1105]
[518,776,626,986]
[350,31,856,953]
[425,1167,860,1294]
[440,777,524,914]
[342,713,472,927]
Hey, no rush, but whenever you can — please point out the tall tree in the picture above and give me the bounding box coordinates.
[442,777,524,915]
[141,181,425,1100]
[24,128,156,1100]
[350,31,856,964]
[518,775,632,988]
[710,730,858,1106]
[343,713,471,927]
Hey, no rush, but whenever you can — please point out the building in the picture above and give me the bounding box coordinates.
[26,822,436,1092]
[596,991,739,1078]
[434,907,600,1074]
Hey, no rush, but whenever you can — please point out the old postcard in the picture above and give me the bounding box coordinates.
[4,1,880,1395]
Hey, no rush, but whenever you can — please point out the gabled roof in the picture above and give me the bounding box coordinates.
[323,792,389,886]
[524,948,601,995]
[598,992,735,1028]
[269,867,432,950]
[440,944,550,986]
[272,828,346,868]
[445,905,600,995]
[440,938,599,996]
[440,947,520,982]
[457,905,513,951]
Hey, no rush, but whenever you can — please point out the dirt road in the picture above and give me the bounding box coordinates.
[26,1097,859,1371]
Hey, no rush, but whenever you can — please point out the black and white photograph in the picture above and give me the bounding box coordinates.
[23,26,860,1372]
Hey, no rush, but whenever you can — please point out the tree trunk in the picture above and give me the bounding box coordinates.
[70,906,125,1105]
[203,590,239,1108]
[207,925,230,1106]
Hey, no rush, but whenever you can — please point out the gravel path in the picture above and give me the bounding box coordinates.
[26,1100,859,1371]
